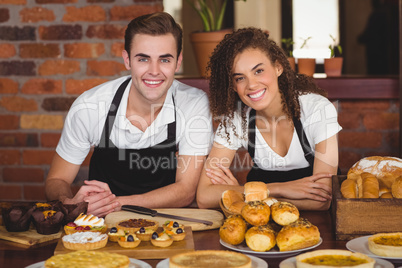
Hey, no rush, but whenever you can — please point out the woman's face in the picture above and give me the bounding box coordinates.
[232,48,283,113]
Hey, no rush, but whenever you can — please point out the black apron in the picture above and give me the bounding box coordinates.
[246,109,314,183]
[88,78,177,196]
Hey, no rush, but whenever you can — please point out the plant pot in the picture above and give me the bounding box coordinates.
[190,29,232,77]
[324,57,343,77]
[287,57,296,72]
[297,58,316,76]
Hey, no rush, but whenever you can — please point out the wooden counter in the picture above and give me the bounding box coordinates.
[1,210,401,267]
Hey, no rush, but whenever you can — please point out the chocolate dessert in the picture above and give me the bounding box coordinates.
[32,201,64,235]
[2,202,35,232]
[62,201,88,225]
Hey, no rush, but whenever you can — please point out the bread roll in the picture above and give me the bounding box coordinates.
[380,192,393,199]
[271,201,299,226]
[276,218,320,252]
[244,182,269,202]
[391,176,402,198]
[361,173,379,198]
[222,190,244,209]
[245,225,276,252]
[340,179,357,198]
[229,201,246,214]
[219,214,247,245]
[241,201,270,226]
[356,176,363,198]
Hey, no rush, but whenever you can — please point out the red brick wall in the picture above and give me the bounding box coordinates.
[0,0,163,201]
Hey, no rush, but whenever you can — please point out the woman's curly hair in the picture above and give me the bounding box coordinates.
[207,27,327,142]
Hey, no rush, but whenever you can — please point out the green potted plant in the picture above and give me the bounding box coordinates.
[324,34,343,77]
[281,37,295,71]
[186,0,245,76]
[297,36,315,77]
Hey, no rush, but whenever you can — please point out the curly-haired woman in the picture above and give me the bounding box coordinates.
[196,28,342,211]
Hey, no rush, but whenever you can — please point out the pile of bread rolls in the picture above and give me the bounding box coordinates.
[341,156,402,199]
[219,182,321,252]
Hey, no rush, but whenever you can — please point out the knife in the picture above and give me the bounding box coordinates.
[121,205,213,226]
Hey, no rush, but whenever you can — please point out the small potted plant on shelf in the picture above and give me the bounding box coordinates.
[324,34,343,77]
[186,0,246,77]
[281,38,295,71]
[297,36,316,77]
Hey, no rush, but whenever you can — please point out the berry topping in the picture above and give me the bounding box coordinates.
[75,226,84,231]
[139,227,145,233]
[127,235,134,242]
[173,222,179,228]
[176,228,183,234]
[84,226,91,230]
[152,232,158,240]
[66,222,77,227]
[110,227,117,233]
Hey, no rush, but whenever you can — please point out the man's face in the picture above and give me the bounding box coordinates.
[123,33,182,105]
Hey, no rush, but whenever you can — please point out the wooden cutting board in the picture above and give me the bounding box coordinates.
[0,225,62,246]
[105,208,223,231]
[54,226,194,259]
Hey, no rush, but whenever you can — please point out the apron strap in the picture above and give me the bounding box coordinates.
[99,78,131,148]
[247,109,257,159]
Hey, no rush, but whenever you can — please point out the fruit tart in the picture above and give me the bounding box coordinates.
[64,213,107,234]
[117,218,158,233]
[135,227,155,241]
[163,220,184,231]
[164,227,186,241]
[107,227,126,242]
[150,231,173,247]
[117,234,141,249]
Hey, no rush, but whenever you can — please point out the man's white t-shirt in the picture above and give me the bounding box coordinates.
[57,76,213,165]
[214,93,342,171]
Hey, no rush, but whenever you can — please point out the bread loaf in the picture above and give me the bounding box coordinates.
[391,176,402,198]
[361,173,379,198]
[244,182,269,202]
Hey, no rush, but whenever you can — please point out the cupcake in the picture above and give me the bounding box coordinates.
[2,202,34,232]
[32,201,64,235]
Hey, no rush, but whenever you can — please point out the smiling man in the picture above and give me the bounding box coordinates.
[45,12,213,217]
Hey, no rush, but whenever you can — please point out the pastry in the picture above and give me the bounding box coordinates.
[61,201,88,225]
[222,190,244,210]
[391,176,402,198]
[361,173,379,198]
[117,234,141,248]
[164,227,186,241]
[276,218,321,252]
[271,201,299,226]
[295,249,375,268]
[44,250,130,268]
[135,227,155,241]
[150,231,173,247]
[32,202,65,235]
[64,213,107,234]
[219,214,247,245]
[117,218,158,233]
[368,232,402,257]
[62,231,108,250]
[244,181,269,202]
[245,225,276,252]
[108,226,126,242]
[163,220,184,231]
[169,250,251,268]
[241,200,270,226]
[262,197,278,207]
[341,179,358,198]
[2,202,34,232]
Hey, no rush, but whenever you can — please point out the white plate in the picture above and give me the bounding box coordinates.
[156,254,268,268]
[220,237,323,258]
[25,258,152,268]
[279,256,394,268]
[346,235,402,260]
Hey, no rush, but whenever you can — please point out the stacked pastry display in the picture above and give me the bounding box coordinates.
[220,182,321,252]
[341,156,402,198]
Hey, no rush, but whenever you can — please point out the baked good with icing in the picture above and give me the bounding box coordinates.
[44,250,130,268]
[245,225,276,252]
[276,218,320,252]
[241,200,270,226]
[64,213,107,234]
[295,249,375,268]
[219,214,247,245]
[271,201,299,226]
[62,231,108,250]
[368,232,402,257]
[169,250,251,268]
[117,218,158,233]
